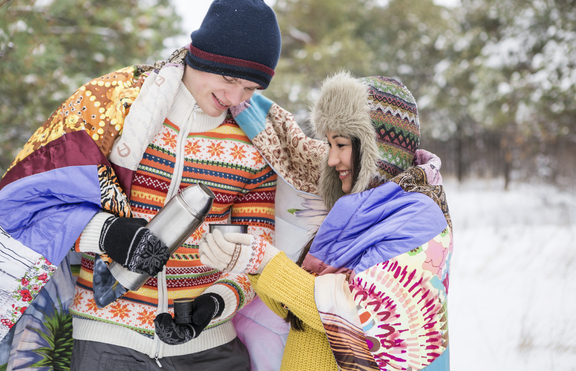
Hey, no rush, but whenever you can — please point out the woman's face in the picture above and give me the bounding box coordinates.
[326,131,354,194]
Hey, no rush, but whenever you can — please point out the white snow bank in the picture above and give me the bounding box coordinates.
[446,177,576,370]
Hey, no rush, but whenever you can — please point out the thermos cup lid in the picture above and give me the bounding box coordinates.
[178,183,215,218]
[209,224,248,234]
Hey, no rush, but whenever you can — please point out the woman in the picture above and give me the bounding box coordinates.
[200,71,452,370]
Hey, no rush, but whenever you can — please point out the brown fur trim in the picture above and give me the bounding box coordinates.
[310,71,380,210]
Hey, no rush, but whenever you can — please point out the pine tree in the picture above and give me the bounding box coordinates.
[0,0,181,171]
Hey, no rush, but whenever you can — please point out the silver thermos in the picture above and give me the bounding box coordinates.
[93,183,215,308]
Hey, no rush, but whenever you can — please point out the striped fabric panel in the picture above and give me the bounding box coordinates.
[319,311,379,371]
[74,253,222,305]
[186,45,274,89]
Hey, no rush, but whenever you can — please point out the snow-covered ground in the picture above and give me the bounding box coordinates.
[445,177,576,370]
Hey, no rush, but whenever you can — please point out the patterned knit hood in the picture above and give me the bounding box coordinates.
[311,71,420,210]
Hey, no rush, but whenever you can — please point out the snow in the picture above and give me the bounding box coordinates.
[445,177,576,370]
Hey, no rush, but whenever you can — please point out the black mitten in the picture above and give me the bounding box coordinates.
[191,293,225,328]
[99,216,170,277]
[154,293,224,345]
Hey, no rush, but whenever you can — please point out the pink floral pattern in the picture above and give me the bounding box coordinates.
[1,257,57,331]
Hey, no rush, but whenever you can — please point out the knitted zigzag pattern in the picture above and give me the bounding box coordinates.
[70,116,275,334]
[361,76,420,180]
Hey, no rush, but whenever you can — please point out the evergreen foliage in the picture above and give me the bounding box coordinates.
[0,0,181,171]
[266,0,576,184]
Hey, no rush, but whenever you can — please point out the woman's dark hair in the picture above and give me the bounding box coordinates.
[285,136,362,331]
[350,136,362,191]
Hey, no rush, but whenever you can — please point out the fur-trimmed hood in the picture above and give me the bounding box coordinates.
[311,71,420,210]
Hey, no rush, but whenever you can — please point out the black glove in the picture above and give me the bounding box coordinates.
[99,216,170,277]
[154,293,225,345]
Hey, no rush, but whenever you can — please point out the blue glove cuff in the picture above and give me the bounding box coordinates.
[235,93,274,140]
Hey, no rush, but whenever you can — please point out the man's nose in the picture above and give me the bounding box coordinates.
[226,85,245,107]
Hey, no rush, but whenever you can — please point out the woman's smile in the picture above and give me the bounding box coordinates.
[337,170,351,180]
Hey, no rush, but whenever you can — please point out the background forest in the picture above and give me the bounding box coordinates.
[1,1,576,371]
[1,0,576,189]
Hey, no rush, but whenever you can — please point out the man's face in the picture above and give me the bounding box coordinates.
[183,66,261,117]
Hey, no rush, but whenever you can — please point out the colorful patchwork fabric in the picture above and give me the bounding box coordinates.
[0,46,274,341]
[0,62,150,337]
[349,229,451,370]
[5,67,148,174]
[311,167,452,370]
[0,228,58,339]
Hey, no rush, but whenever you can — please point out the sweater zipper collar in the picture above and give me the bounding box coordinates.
[153,103,199,364]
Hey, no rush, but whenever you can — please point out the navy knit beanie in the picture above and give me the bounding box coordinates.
[186,0,281,89]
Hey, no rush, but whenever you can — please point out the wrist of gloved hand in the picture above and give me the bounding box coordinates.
[230,94,273,141]
[154,293,224,345]
[255,241,280,274]
[199,229,279,274]
[229,99,251,118]
[99,216,170,277]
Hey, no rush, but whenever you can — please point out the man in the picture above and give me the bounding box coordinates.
[0,0,281,369]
